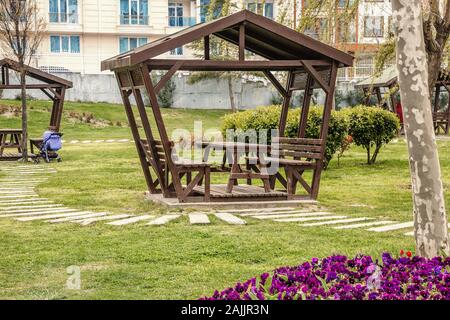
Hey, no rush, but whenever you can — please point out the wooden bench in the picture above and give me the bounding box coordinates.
[262,137,324,199]
[0,129,23,156]
[140,139,210,202]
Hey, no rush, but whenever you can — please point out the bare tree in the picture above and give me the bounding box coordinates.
[0,0,46,161]
[392,0,449,258]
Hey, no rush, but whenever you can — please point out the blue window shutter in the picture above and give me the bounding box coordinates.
[138,38,147,46]
[61,36,69,52]
[265,3,273,19]
[49,0,58,22]
[70,36,80,53]
[129,37,138,50]
[50,36,60,52]
[119,37,128,53]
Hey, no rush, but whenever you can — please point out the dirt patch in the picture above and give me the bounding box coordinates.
[66,111,127,128]
[0,104,21,118]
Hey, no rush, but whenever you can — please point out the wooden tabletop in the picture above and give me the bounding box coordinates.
[0,129,23,133]
[197,141,271,150]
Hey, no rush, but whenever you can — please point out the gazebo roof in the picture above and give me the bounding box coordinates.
[356,65,450,89]
[0,58,73,88]
[101,10,353,71]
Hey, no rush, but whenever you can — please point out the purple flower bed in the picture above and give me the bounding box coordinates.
[201,253,450,300]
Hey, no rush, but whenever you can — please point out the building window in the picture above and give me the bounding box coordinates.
[170,47,183,56]
[364,16,384,37]
[338,19,356,43]
[200,0,210,23]
[119,37,147,53]
[337,0,357,8]
[247,2,274,19]
[305,18,328,40]
[49,0,78,23]
[168,3,184,26]
[120,0,148,25]
[50,35,80,53]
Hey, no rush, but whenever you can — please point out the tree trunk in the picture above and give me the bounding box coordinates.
[20,69,28,162]
[392,0,449,258]
[227,76,236,112]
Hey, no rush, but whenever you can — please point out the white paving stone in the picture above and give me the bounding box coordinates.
[404,223,450,236]
[0,208,78,218]
[106,215,154,226]
[0,195,36,199]
[0,199,51,205]
[189,213,210,224]
[0,207,75,215]
[16,212,92,221]
[367,222,414,232]
[251,212,333,220]
[77,214,132,226]
[275,215,348,222]
[239,209,312,216]
[0,204,63,211]
[147,214,181,225]
[47,213,108,223]
[334,220,396,230]
[0,190,36,194]
[214,212,246,225]
[300,217,374,227]
[218,207,310,214]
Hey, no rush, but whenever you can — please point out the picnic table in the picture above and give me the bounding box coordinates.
[0,129,23,156]
[198,141,272,193]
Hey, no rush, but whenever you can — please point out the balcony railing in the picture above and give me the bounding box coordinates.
[168,16,196,27]
[49,12,78,24]
[120,15,149,25]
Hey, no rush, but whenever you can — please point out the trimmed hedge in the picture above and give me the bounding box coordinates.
[221,105,349,167]
[343,106,400,164]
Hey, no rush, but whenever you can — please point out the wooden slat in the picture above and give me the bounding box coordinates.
[273,137,323,145]
[279,150,322,159]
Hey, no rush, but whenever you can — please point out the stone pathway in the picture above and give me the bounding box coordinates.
[2,164,449,234]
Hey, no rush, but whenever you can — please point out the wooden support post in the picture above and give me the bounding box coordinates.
[154,61,184,95]
[278,71,294,136]
[55,88,65,131]
[311,62,338,199]
[126,69,169,196]
[204,36,210,60]
[141,64,184,200]
[298,74,313,138]
[376,87,382,105]
[115,74,157,194]
[434,85,440,112]
[49,98,59,128]
[239,23,246,61]
[263,71,287,98]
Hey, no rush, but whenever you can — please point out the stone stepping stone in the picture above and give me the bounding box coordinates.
[0,208,78,218]
[239,209,312,216]
[106,215,154,226]
[275,215,348,223]
[334,220,396,230]
[47,213,108,223]
[0,204,63,211]
[77,214,133,226]
[0,190,36,194]
[0,187,34,190]
[300,217,374,227]
[218,207,309,214]
[0,199,51,205]
[16,211,92,221]
[0,207,75,215]
[367,221,414,232]
[147,214,181,225]
[0,195,36,199]
[250,212,333,220]
[189,213,210,224]
[404,223,450,236]
[214,212,246,225]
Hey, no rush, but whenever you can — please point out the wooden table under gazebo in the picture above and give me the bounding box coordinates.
[356,66,450,135]
[0,59,73,160]
[102,10,353,204]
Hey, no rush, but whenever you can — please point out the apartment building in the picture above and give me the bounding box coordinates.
[31,0,391,78]
[32,0,277,74]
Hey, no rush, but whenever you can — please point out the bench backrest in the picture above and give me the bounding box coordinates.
[272,137,324,160]
[140,139,176,168]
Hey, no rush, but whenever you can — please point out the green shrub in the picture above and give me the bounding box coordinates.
[221,105,349,167]
[344,105,399,164]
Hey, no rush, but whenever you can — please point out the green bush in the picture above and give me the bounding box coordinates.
[221,105,349,167]
[343,106,400,164]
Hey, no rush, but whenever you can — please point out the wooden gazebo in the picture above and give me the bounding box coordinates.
[0,58,72,160]
[102,10,353,203]
[356,66,450,135]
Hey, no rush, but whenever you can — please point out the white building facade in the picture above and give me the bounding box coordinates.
[31,0,392,78]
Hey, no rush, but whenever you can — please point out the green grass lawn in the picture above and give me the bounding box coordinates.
[0,99,449,300]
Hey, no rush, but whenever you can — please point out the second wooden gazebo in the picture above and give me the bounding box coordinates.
[356,66,450,135]
[102,10,353,203]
